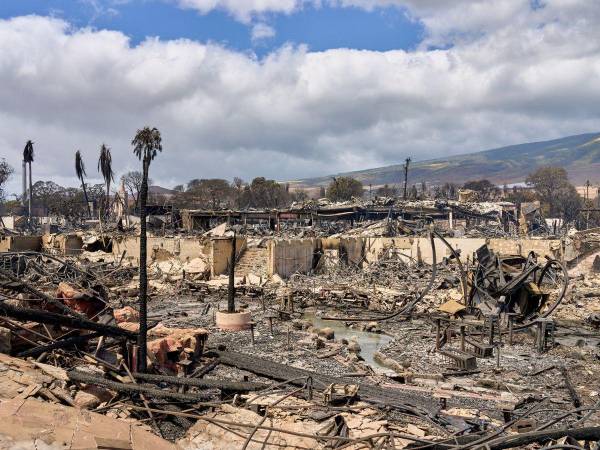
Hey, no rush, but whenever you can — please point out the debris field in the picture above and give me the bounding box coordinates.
[1,211,600,449]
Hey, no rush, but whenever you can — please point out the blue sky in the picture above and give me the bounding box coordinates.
[0,0,423,56]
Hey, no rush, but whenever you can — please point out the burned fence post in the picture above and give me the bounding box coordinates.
[228,232,236,314]
[435,318,441,351]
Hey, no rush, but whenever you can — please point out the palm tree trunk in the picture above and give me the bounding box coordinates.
[81,181,91,219]
[137,158,149,372]
[28,162,32,222]
[21,161,26,207]
[105,181,110,220]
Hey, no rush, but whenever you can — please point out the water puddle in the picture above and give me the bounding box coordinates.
[303,313,393,371]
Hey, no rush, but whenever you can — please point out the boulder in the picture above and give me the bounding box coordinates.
[318,327,335,340]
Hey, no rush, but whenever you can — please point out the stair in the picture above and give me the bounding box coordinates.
[236,247,268,278]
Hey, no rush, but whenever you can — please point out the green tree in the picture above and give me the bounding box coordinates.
[376,184,398,197]
[132,127,162,372]
[526,166,582,222]
[326,177,363,202]
[462,179,499,201]
[187,178,232,209]
[242,177,290,208]
[504,186,537,205]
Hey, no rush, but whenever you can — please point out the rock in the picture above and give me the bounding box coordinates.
[113,306,139,324]
[347,340,361,353]
[318,327,335,340]
[0,327,11,355]
[292,319,310,330]
[365,322,381,333]
[74,385,113,409]
[592,255,600,273]
[315,338,325,349]
[291,320,304,330]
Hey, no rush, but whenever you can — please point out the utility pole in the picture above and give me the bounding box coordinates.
[403,157,411,200]
[585,180,591,230]
[585,180,591,202]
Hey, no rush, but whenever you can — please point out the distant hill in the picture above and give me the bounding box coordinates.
[292,132,600,189]
[149,185,177,196]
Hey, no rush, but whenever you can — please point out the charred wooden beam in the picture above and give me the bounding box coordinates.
[67,370,213,403]
[190,358,220,379]
[559,366,582,416]
[485,426,600,450]
[215,349,439,420]
[132,372,267,392]
[0,267,84,318]
[17,332,103,358]
[0,302,136,339]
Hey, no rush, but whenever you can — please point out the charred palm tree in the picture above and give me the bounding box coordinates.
[132,127,162,372]
[75,151,92,219]
[97,144,114,219]
[23,140,34,222]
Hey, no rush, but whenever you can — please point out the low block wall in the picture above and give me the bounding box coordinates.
[210,237,247,277]
[0,236,42,252]
[267,238,318,278]
[413,237,565,264]
[112,236,208,265]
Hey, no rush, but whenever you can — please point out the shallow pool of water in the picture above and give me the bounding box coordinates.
[304,313,393,370]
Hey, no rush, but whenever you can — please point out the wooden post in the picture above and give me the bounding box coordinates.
[227,232,236,313]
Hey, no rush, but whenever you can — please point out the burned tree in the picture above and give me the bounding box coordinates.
[23,140,34,221]
[0,159,13,202]
[132,126,162,372]
[97,144,114,219]
[75,151,91,219]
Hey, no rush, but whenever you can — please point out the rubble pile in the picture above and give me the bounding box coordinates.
[1,216,600,449]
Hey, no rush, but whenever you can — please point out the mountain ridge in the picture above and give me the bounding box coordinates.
[292,132,600,188]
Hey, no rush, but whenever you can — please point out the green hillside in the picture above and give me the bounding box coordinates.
[295,132,600,188]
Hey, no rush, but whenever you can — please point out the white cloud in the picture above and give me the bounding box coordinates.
[0,2,599,194]
[251,22,276,42]
[175,0,302,23]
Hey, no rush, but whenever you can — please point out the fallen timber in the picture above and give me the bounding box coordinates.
[131,371,267,392]
[215,349,440,419]
[484,426,600,450]
[0,301,137,339]
[68,369,214,403]
[17,331,103,358]
[0,267,85,318]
